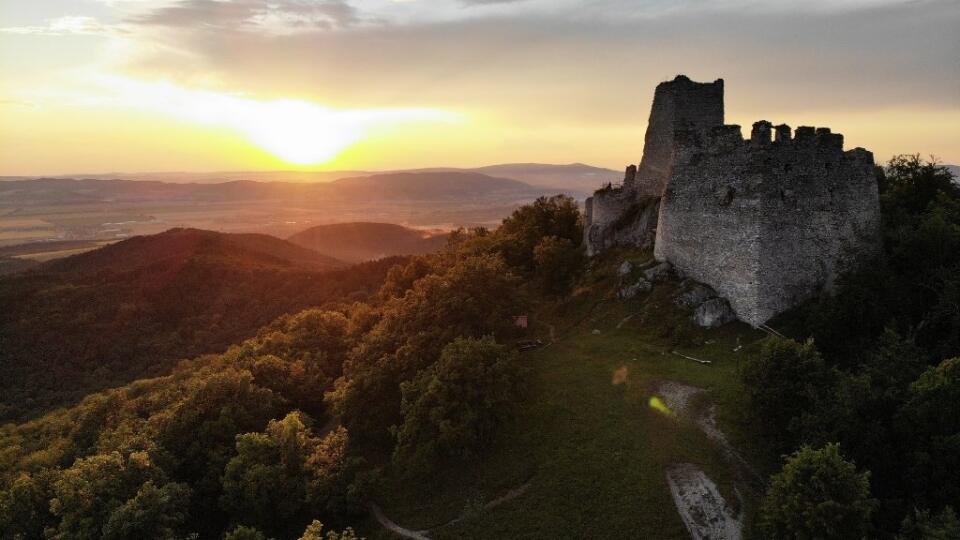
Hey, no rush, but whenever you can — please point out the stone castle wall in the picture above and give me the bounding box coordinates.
[584,74,880,326]
[584,188,659,256]
[654,122,880,325]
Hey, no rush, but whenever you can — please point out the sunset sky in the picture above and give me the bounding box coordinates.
[1,0,958,175]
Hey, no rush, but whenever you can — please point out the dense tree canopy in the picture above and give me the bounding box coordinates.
[0,195,583,539]
[0,230,402,422]
[393,336,527,471]
[759,444,876,539]
[745,158,960,535]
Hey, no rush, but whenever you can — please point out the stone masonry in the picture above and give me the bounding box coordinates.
[584,75,880,326]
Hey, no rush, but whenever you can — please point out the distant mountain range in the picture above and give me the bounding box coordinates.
[0,170,572,208]
[0,163,617,192]
[0,169,594,242]
[288,222,447,263]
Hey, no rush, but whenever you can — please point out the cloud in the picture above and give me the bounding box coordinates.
[115,0,958,120]
[128,0,360,33]
[0,16,118,36]
[460,0,529,5]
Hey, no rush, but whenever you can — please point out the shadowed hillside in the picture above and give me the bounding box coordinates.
[288,222,448,263]
[0,228,399,421]
[47,227,344,274]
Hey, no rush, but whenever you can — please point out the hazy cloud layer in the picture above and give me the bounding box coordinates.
[0,15,117,35]
[128,0,359,32]
[111,0,959,120]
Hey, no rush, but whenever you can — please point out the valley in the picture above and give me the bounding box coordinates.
[0,165,608,251]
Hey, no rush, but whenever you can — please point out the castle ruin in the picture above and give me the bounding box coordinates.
[585,75,880,326]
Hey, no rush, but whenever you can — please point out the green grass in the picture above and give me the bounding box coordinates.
[367,250,773,539]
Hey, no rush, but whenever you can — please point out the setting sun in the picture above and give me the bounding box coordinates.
[91,78,461,166]
[237,100,364,165]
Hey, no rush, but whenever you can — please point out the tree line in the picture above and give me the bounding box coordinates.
[743,156,960,538]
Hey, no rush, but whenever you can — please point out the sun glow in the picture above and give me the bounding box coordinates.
[81,77,460,166]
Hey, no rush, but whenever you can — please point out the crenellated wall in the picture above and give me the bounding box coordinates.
[654,121,880,325]
[584,75,880,326]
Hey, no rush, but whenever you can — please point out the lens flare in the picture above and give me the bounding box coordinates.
[649,396,674,417]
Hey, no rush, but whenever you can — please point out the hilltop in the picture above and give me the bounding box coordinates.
[47,227,344,275]
[0,228,396,421]
[288,222,448,263]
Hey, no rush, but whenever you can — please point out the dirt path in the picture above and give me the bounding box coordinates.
[655,381,761,485]
[655,381,760,539]
[370,503,431,540]
[665,463,743,540]
[441,481,533,528]
[656,381,704,417]
[371,481,533,539]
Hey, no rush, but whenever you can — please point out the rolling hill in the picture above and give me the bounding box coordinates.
[0,228,397,421]
[48,227,344,275]
[288,222,448,263]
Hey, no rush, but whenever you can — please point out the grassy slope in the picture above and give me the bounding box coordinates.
[368,249,773,539]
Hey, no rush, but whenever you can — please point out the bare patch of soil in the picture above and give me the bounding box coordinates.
[665,463,743,540]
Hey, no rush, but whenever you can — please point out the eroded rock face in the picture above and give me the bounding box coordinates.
[675,282,717,309]
[693,298,737,328]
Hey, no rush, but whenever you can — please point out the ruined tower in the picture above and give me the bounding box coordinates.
[584,75,880,326]
[630,75,724,196]
[584,76,724,256]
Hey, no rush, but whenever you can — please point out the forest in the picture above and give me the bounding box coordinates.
[0,157,958,539]
[0,228,401,422]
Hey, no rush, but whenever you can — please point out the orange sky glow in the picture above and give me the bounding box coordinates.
[1,0,958,176]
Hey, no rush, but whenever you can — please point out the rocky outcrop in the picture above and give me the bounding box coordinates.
[643,262,673,282]
[675,282,717,309]
[693,298,737,328]
[618,278,652,299]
